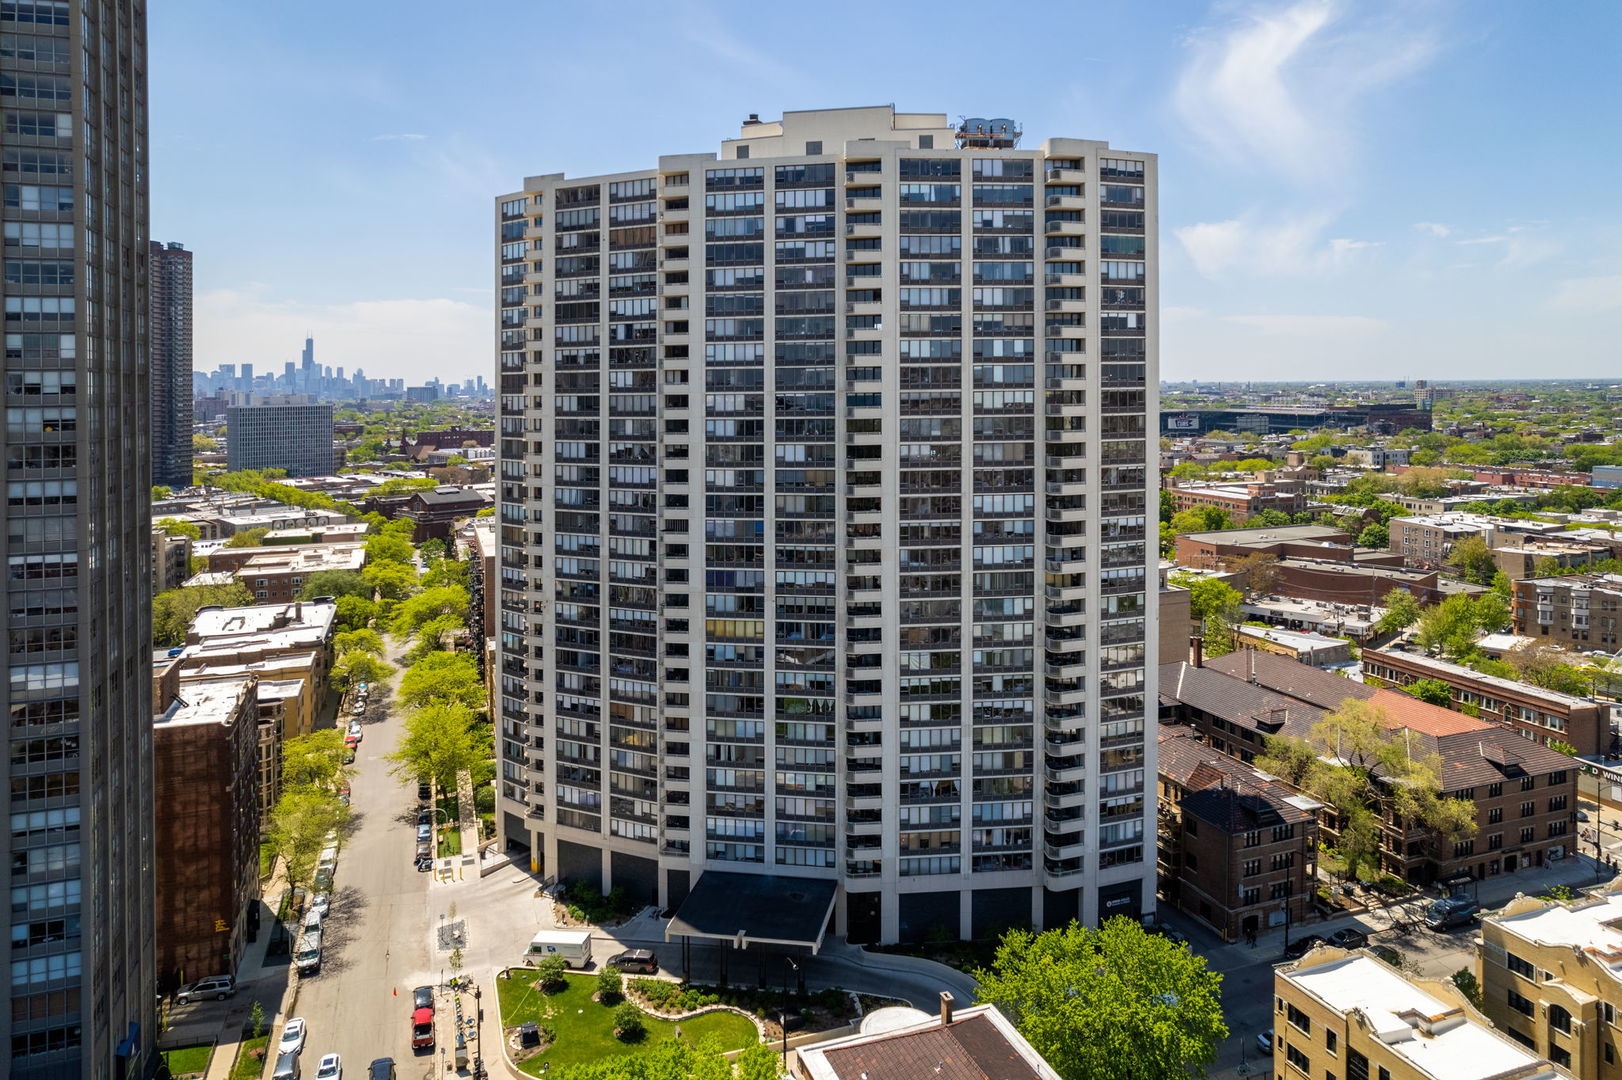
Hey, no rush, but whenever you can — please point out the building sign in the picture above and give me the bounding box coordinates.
[1165,414,1199,432]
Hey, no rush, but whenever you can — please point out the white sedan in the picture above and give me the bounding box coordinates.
[316,1053,342,1080]
[277,1018,307,1056]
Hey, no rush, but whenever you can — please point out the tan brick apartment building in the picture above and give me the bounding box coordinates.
[1175,524,1351,569]
[1157,729,1320,941]
[1161,653,1580,886]
[1515,573,1622,651]
[1276,950,1570,1080]
[1479,886,1622,1076]
[1390,513,1568,571]
[1363,646,1612,757]
[153,678,260,990]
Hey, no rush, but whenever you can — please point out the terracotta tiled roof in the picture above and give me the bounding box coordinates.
[1366,689,1491,736]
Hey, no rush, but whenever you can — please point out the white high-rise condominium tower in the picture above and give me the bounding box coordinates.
[495,107,1156,945]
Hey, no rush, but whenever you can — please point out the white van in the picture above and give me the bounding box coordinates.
[526,929,593,969]
[295,929,323,976]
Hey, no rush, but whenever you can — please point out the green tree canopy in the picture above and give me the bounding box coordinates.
[156,517,202,540]
[390,585,470,639]
[973,918,1227,1080]
[298,569,373,601]
[333,594,378,632]
[365,532,416,566]
[331,650,395,694]
[1413,592,1511,659]
[1445,533,1498,586]
[223,527,271,549]
[545,1037,741,1080]
[153,582,254,647]
[334,628,385,656]
[384,701,490,793]
[280,730,350,791]
[397,651,484,711]
[1404,678,1454,706]
[363,560,418,602]
[1357,522,1389,548]
[266,787,350,892]
[1375,587,1422,634]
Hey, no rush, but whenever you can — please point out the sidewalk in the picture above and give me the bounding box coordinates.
[1218,851,1612,963]
[199,862,302,1080]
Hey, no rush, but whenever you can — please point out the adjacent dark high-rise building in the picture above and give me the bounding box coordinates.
[149,241,193,488]
[1,1,157,1077]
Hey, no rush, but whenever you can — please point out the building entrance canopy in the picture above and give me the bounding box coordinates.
[664,871,838,953]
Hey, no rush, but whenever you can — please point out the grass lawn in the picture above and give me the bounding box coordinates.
[162,1044,213,1078]
[259,840,275,879]
[497,970,756,1074]
[228,1036,270,1080]
[438,825,462,857]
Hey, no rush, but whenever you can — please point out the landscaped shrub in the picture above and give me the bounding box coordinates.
[596,965,623,1003]
[535,954,568,991]
[629,978,719,1013]
[611,1001,644,1040]
[561,880,636,924]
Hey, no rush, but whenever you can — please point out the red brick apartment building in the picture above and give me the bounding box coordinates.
[1158,729,1320,941]
[1161,651,1579,887]
[153,678,260,989]
[1362,645,1611,757]
[1169,481,1306,519]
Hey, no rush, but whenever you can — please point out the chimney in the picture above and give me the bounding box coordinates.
[295,599,303,621]
[744,113,761,125]
[1190,635,1204,669]
[939,991,955,1026]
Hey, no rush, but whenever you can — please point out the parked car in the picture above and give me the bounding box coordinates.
[1257,1029,1274,1055]
[343,748,356,764]
[1142,920,1187,945]
[367,1060,395,1080]
[416,809,433,827]
[1368,944,1403,967]
[416,824,433,842]
[313,868,334,892]
[604,949,659,975]
[1578,810,1591,822]
[417,781,431,802]
[1328,928,1369,950]
[412,985,434,1010]
[1282,934,1326,961]
[278,1018,308,1057]
[296,929,323,976]
[176,975,235,1003]
[1425,896,1480,931]
[411,1007,435,1049]
[315,1053,342,1080]
[415,854,433,872]
[347,720,363,738]
[309,893,330,919]
[272,1051,301,1080]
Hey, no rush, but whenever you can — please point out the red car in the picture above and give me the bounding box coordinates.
[411,1006,434,1049]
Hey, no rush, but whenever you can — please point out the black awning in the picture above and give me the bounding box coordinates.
[664,871,838,953]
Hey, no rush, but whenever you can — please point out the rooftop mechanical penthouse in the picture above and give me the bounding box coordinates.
[494,106,1158,944]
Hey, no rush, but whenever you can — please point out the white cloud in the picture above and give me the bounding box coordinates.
[1176,213,1378,279]
[1222,314,1389,336]
[195,287,487,385]
[1413,222,1451,238]
[1545,275,1622,312]
[1175,0,1438,187]
[371,133,428,142]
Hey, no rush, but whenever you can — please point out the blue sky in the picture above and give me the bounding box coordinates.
[150,0,1622,384]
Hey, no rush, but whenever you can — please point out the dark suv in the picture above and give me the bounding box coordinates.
[368,1060,395,1080]
[605,949,659,974]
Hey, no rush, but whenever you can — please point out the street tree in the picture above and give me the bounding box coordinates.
[973,918,1227,1080]
[364,532,416,566]
[266,788,349,892]
[333,594,377,632]
[334,628,385,656]
[397,652,484,711]
[363,560,418,602]
[152,582,253,647]
[404,612,465,663]
[331,650,395,693]
[390,585,470,640]
[280,730,350,791]
[385,701,490,793]
[1413,592,1510,659]
[1175,576,1243,659]
[1231,552,1280,596]
[1374,587,1422,634]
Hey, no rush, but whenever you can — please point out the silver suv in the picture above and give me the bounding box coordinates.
[176,975,235,1003]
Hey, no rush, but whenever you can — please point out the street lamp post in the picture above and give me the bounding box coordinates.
[779,1011,789,1069]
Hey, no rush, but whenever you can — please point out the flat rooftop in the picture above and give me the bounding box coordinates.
[157,677,254,728]
[1367,647,1598,708]
[1493,891,1622,972]
[190,601,336,641]
[1180,524,1347,545]
[1283,954,1560,1080]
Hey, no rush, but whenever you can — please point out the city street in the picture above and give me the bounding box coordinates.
[277,637,437,1078]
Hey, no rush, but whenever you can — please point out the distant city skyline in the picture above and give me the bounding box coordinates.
[148,0,1622,383]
